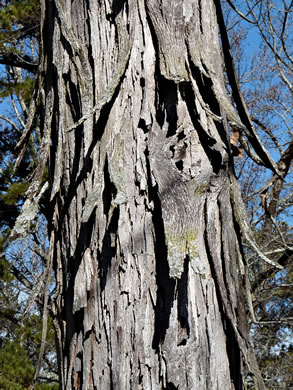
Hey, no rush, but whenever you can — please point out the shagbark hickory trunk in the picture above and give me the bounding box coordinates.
[42,0,264,388]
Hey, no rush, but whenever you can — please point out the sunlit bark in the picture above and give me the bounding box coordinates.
[42,0,265,388]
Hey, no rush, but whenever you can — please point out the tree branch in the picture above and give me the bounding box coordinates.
[0,53,38,73]
[215,0,281,175]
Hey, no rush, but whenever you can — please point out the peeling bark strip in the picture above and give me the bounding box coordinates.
[42,0,265,389]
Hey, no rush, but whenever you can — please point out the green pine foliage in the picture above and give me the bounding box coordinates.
[1,182,29,205]
[0,340,58,390]
[0,0,40,45]
[0,276,58,388]
[0,341,34,390]
[0,0,42,229]
[0,77,35,102]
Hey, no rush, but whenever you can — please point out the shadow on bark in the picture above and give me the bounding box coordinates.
[179,82,224,174]
[111,0,127,16]
[63,212,96,357]
[151,180,176,350]
[186,50,230,150]
[177,256,190,345]
[203,198,242,389]
[155,74,178,138]
[99,207,120,292]
[165,382,179,390]
[52,56,127,224]
[144,147,176,350]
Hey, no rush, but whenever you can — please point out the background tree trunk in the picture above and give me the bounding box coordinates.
[42,0,265,388]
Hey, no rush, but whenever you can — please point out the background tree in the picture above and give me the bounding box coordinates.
[0,1,58,388]
[223,1,293,388]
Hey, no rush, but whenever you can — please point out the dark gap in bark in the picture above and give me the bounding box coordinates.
[48,64,59,188]
[156,74,178,137]
[102,156,117,217]
[40,196,51,222]
[198,0,203,34]
[165,79,178,138]
[217,199,230,295]
[125,3,130,33]
[214,0,246,129]
[229,189,252,339]
[71,114,83,184]
[42,2,55,74]
[106,1,127,41]
[138,12,146,48]
[64,155,93,222]
[144,147,176,350]
[169,144,175,157]
[200,75,221,117]
[179,82,224,174]
[177,255,190,345]
[138,117,149,134]
[94,83,122,141]
[99,206,120,291]
[219,196,248,343]
[55,74,83,188]
[51,201,65,273]
[177,131,185,141]
[188,56,221,118]
[134,179,141,191]
[59,34,74,62]
[225,321,242,390]
[101,317,114,390]
[110,367,114,390]
[164,382,179,390]
[85,3,96,106]
[41,1,55,131]
[145,0,159,53]
[63,213,96,348]
[173,141,187,172]
[138,364,143,384]
[145,3,178,136]
[63,308,84,374]
[230,190,245,262]
[60,58,127,218]
[63,73,82,122]
[204,315,211,355]
[203,197,242,388]
[140,77,145,88]
[112,0,127,16]
[214,120,231,162]
[186,46,223,132]
[175,160,183,172]
[105,13,115,24]
[154,74,165,127]
[105,0,125,24]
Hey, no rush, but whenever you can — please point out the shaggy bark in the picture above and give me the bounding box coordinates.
[42,0,265,388]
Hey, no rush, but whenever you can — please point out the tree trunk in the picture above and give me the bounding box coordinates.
[42,0,265,388]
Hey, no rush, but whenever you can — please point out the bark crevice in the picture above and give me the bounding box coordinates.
[145,148,177,351]
[179,82,223,174]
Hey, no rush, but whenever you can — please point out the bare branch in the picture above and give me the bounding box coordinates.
[251,116,283,154]
[0,115,22,134]
[225,0,256,24]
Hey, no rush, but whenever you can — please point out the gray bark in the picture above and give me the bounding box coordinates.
[42,0,265,388]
